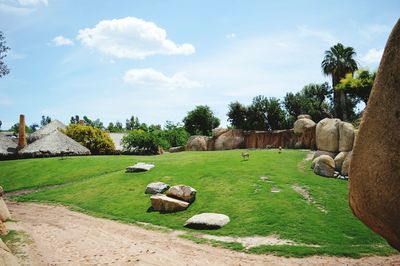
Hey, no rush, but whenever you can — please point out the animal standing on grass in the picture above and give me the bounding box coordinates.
[241,152,250,161]
[278,146,282,154]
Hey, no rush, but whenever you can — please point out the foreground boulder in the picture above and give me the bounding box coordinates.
[349,20,400,251]
[312,155,335,177]
[145,182,170,194]
[316,118,340,152]
[186,136,209,151]
[166,185,197,203]
[126,162,155,172]
[0,187,10,222]
[0,239,18,266]
[184,213,230,229]
[150,194,189,213]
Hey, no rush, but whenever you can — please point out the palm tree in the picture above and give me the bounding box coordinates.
[321,43,358,121]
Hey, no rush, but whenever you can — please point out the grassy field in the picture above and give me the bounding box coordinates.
[0,150,397,257]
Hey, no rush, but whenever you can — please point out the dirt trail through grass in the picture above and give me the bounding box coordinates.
[6,202,400,266]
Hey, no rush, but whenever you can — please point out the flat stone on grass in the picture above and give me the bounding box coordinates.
[145,182,170,194]
[126,163,155,173]
[184,213,230,229]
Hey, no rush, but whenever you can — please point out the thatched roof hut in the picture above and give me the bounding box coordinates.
[28,120,66,143]
[19,131,90,157]
[0,135,17,157]
[109,133,127,152]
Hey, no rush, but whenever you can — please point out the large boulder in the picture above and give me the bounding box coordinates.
[212,128,229,138]
[294,118,316,135]
[341,151,352,176]
[166,185,197,203]
[297,114,312,120]
[349,20,400,251]
[214,129,244,150]
[316,118,341,152]
[0,239,18,266]
[338,122,355,152]
[184,213,230,229]
[150,194,189,213]
[0,221,7,236]
[312,155,335,177]
[186,136,209,151]
[312,150,337,161]
[145,182,170,194]
[0,198,11,222]
[334,152,349,172]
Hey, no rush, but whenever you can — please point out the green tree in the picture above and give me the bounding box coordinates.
[70,115,80,124]
[40,115,52,126]
[321,43,358,121]
[227,101,248,129]
[125,115,140,130]
[63,124,115,154]
[246,96,288,130]
[163,121,190,148]
[122,129,167,155]
[29,123,39,132]
[284,83,332,123]
[336,69,375,106]
[107,121,124,132]
[183,105,220,136]
[10,123,33,134]
[0,31,10,78]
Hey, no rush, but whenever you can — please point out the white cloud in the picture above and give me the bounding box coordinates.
[0,95,13,106]
[297,25,338,45]
[17,0,47,6]
[360,24,390,40]
[0,3,32,15]
[226,33,236,39]
[123,68,201,89]
[361,48,383,64]
[76,17,195,59]
[52,36,74,46]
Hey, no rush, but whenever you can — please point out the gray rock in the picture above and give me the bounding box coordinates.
[334,151,349,172]
[169,146,184,153]
[312,155,335,177]
[316,118,341,152]
[126,162,155,172]
[150,194,189,213]
[338,121,355,152]
[297,114,312,120]
[312,150,337,161]
[184,213,230,229]
[294,118,316,135]
[145,182,170,194]
[166,185,197,203]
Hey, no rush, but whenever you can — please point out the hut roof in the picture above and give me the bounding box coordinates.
[109,133,127,151]
[0,135,17,156]
[28,120,66,143]
[19,131,90,156]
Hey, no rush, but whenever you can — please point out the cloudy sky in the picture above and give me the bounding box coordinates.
[0,0,398,129]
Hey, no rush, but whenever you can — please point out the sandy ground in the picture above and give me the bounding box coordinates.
[5,202,400,266]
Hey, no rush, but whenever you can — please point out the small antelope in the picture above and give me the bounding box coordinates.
[278,146,282,154]
[241,152,250,160]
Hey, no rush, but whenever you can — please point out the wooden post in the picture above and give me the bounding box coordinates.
[17,114,27,150]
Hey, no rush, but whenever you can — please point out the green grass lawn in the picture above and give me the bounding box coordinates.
[0,150,397,257]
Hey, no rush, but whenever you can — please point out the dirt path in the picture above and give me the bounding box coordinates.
[5,202,400,266]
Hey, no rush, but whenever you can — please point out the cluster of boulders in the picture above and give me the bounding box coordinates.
[311,118,356,179]
[146,182,197,213]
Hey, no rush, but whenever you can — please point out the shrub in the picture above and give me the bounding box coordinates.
[63,124,115,154]
[122,130,168,155]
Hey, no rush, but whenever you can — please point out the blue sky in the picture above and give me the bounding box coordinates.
[0,0,399,129]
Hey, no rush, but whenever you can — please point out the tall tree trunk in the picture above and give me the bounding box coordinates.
[340,90,348,121]
[332,76,343,120]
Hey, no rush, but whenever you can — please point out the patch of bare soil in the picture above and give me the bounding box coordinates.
[200,234,319,249]
[298,151,314,173]
[292,184,328,214]
[5,202,400,266]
